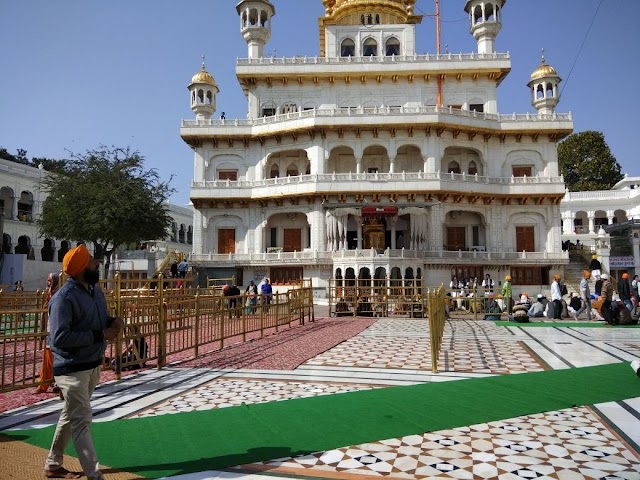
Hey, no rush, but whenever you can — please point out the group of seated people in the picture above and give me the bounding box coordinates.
[493,290,637,325]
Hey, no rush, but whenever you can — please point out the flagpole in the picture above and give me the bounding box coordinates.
[436,0,442,107]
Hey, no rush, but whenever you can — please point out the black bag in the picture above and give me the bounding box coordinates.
[560,283,568,296]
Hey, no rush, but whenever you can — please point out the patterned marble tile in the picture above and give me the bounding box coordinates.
[303,335,545,374]
[247,407,640,480]
[129,378,377,418]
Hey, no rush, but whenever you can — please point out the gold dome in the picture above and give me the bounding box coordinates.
[530,52,559,81]
[190,62,217,87]
[530,63,558,81]
[324,0,418,24]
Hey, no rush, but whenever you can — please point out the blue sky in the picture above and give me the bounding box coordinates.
[1,0,638,206]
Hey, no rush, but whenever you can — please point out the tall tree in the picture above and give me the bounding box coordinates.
[38,146,175,276]
[558,131,623,191]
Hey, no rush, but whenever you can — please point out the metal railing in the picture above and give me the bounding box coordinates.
[1,275,314,393]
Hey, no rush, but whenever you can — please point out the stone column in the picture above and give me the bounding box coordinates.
[355,216,363,249]
[389,154,396,174]
[389,215,398,249]
[12,195,18,220]
[588,211,596,234]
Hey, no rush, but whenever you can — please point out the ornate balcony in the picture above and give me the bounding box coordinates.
[191,171,566,200]
[190,248,569,267]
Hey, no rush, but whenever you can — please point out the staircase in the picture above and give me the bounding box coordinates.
[564,249,597,296]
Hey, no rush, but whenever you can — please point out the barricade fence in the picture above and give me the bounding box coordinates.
[0,274,314,393]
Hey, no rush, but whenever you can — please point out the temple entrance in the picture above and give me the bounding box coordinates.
[364,218,385,251]
[447,226,466,251]
[218,229,236,254]
[283,228,302,252]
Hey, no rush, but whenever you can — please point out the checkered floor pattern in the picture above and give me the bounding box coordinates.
[248,407,640,479]
[129,378,377,418]
[304,327,544,374]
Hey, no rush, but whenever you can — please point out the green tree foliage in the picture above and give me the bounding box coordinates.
[1,147,68,172]
[558,131,623,191]
[38,146,174,275]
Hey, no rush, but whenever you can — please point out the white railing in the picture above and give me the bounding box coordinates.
[190,249,569,264]
[191,171,564,189]
[181,106,572,129]
[563,190,634,201]
[236,52,511,66]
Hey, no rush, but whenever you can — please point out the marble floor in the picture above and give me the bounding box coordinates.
[2,318,639,480]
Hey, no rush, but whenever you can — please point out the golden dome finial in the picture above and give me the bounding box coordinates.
[190,56,217,87]
[529,49,559,81]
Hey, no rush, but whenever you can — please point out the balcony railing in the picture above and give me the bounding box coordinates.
[190,249,569,265]
[192,171,564,190]
[181,105,572,130]
[236,51,511,66]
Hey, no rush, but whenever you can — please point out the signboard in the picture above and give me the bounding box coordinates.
[361,206,398,217]
[609,256,635,268]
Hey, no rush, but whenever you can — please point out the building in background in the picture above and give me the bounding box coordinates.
[182,0,578,295]
[0,157,193,289]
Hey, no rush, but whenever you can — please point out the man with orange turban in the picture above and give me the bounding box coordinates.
[43,243,122,480]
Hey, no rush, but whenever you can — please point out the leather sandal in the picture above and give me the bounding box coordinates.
[43,467,81,478]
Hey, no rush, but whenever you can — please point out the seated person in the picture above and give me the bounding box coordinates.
[112,327,148,371]
[483,300,502,320]
[528,294,546,318]
[612,303,637,326]
[335,297,351,317]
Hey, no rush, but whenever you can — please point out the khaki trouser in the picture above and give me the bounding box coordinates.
[45,366,103,480]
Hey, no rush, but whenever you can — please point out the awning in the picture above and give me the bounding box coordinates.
[361,206,398,217]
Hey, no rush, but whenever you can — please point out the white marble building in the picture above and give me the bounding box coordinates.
[0,157,194,288]
[182,0,579,294]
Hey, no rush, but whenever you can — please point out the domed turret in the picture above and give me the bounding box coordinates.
[236,0,275,59]
[464,0,505,54]
[188,58,219,121]
[527,50,561,115]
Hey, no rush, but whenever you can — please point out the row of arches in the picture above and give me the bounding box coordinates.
[2,235,70,261]
[335,266,421,285]
[207,146,547,182]
[340,36,400,57]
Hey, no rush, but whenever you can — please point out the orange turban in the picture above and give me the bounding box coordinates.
[63,244,91,277]
[622,273,629,279]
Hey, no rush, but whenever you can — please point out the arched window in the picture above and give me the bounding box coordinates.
[270,165,279,178]
[468,161,478,175]
[448,161,461,174]
[536,84,544,100]
[385,37,400,56]
[360,14,365,25]
[286,164,299,177]
[473,5,482,24]
[179,225,185,243]
[375,14,380,24]
[367,14,373,25]
[261,101,276,117]
[363,38,377,57]
[187,226,193,245]
[197,89,204,103]
[546,83,554,98]
[485,3,495,21]
[206,91,212,105]
[281,103,298,114]
[341,38,355,57]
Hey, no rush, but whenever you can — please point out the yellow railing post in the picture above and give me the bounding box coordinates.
[114,272,123,380]
[157,273,166,368]
[194,292,200,358]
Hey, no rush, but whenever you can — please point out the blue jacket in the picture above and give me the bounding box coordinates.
[48,278,114,375]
